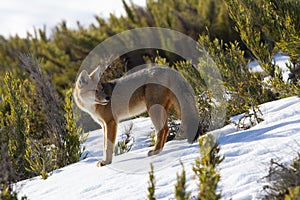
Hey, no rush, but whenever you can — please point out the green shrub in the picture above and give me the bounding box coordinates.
[198,35,269,124]
[0,144,20,200]
[175,162,191,200]
[0,73,32,180]
[24,88,85,179]
[0,0,244,101]
[173,60,213,132]
[24,140,58,180]
[224,0,300,97]
[285,186,300,200]
[147,163,156,200]
[0,56,85,182]
[263,155,300,199]
[0,183,19,200]
[114,122,134,156]
[146,134,224,199]
[193,134,224,200]
[0,73,32,198]
[63,88,86,165]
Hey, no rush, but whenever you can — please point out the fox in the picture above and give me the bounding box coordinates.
[74,66,201,167]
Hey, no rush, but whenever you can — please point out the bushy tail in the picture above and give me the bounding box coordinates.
[166,68,204,144]
[192,123,205,143]
[180,95,201,144]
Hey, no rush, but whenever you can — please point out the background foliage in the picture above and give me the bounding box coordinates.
[0,0,299,198]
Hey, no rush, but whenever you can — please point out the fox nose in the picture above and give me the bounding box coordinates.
[105,96,110,101]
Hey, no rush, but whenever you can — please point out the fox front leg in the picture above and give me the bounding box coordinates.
[97,121,117,167]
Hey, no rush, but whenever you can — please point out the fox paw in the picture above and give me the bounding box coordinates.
[96,160,111,167]
[148,149,161,156]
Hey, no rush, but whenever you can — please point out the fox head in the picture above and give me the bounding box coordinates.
[75,66,111,106]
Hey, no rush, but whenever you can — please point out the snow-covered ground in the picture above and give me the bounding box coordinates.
[15,96,300,200]
[248,53,292,82]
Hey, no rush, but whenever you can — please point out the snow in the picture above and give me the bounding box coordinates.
[15,96,300,200]
[248,53,292,82]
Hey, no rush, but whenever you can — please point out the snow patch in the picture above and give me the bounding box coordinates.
[16,96,300,200]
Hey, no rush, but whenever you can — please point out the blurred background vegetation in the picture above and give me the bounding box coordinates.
[0,0,243,96]
[0,0,299,198]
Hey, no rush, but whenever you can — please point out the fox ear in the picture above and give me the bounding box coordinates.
[90,66,102,81]
[78,70,89,87]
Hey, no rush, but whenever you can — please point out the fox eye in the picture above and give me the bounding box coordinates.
[95,88,104,93]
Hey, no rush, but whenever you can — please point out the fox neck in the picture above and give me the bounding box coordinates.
[73,88,109,126]
[73,88,97,113]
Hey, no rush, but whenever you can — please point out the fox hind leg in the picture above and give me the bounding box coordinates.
[147,104,170,156]
[148,122,169,156]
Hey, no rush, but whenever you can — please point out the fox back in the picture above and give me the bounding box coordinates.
[74,66,201,166]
